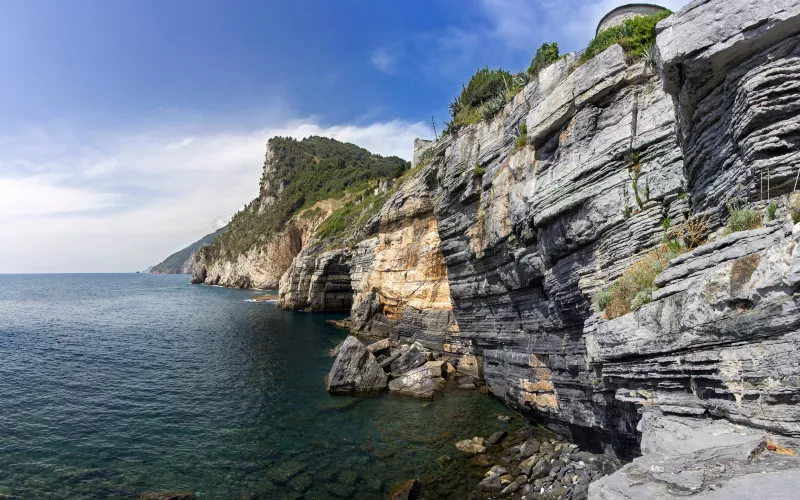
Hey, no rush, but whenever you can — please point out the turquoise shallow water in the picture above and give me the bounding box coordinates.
[0,274,515,499]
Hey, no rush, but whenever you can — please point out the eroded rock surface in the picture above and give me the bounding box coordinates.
[326,336,387,393]
[590,411,800,499]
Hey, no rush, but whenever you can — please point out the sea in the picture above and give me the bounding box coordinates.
[0,273,517,499]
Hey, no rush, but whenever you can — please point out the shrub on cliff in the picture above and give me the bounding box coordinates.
[314,191,387,244]
[527,42,560,76]
[579,9,672,65]
[597,244,685,319]
[724,198,762,235]
[448,67,512,130]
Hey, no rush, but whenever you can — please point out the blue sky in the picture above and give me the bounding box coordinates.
[0,0,689,273]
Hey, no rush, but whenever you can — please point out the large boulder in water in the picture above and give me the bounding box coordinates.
[387,362,446,398]
[327,336,388,392]
[389,341,429,375]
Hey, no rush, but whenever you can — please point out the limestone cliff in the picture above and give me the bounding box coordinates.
[200,0,800,470]
[190,136,409,288]
[419,0,800,458]
[278,160,464,361]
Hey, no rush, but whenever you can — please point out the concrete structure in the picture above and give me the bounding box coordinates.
[596,3,667,35]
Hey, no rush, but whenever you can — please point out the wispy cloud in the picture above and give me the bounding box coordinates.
[0,118,428,273]
[370,47,397,74]
[370,0,691,79]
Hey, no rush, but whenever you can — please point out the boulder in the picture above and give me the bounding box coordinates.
[366,337,392,354]
[422,360,447,378]
[487,430,508,446]
[387,479,420,500]
[378,350,402,370]
[389,342,428,375]
[455,437,486,456]
[326,336,388,393]
[387,364,446,398]
[519,438,540,458]
[476,474,502,492]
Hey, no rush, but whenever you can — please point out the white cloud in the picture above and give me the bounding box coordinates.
[370,48,396,73]
[0,118,427,273]
[0,176,118,218]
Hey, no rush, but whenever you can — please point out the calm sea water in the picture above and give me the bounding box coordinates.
[0,274,516,499]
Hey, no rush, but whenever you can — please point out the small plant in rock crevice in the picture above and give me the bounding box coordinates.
[724,198,763,235]
[627,150,647,210]
[767,202,778,221]
[597,244,687,319]
[670,214,711,250]
[512,122,528,153]
[473,165,486,177]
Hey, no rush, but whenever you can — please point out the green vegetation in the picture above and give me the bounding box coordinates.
[151,227,226,273]
[513,122,528,153]
[599,212,710,319]
[579,9,672,65]
[447,67,512,131]
[314,192,387,245]
[793,209,800,225]
[628,152,646,210]
[473,166,486,177]
[597,244,686,319]
[201,136,408,262]
[724,198,762,235]
[527,42,560,76]
[767,202,778,221]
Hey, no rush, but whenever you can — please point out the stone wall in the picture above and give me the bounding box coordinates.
[596,4,667,35]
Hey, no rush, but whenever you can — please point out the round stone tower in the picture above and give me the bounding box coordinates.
[596,3,667,35]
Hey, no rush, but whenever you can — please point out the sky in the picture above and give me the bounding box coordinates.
[0,0,690,273]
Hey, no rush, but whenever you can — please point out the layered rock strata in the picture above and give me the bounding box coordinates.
[590,411,800,499]
[279,161,464,355]
[430,43,686,451]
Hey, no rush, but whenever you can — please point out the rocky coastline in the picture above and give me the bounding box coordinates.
[180,0,800,497]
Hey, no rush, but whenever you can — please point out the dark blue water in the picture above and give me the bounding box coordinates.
[0,274,515,499]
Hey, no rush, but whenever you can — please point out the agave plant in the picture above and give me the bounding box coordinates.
[481,93,506,121]
[642,42,658,73]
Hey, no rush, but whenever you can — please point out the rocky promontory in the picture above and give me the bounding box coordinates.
[179,0,800,497]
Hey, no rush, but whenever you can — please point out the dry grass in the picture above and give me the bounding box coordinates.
[671,214,711,249]
[597,245,686,319]
[767,441,796,455]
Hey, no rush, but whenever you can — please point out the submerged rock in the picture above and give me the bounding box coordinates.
[487,430,508,446]
[387,479,421,500]
[326,336,387,393]
[266,461,309,484]
[455,437,486,456]
[139,492,196,500]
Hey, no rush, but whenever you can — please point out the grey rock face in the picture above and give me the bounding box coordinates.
[389,342,429,375]
[326,336,388,393]
[589,411,800,499]
[431,38,685,449]
[658,0,800,219]
[414,0,800,456]
[387,362,446,398]
[588,222,800,437]
[278,248,355,312]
